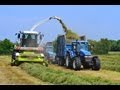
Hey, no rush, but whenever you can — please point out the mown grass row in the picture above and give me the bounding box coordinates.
[1,53,120,84]
[98,52,120,72]
[20,63,120,85]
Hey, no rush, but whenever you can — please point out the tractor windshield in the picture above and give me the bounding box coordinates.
[72,41,89,51]
[21,33,38,47]
[80,42,88,51]
[45,46,54,52]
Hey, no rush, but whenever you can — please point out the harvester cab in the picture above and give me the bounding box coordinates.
[16,31,43,47]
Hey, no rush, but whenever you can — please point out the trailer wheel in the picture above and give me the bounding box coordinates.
[92,57,100,70]
[73,57,81,70]
[11,51,16,66]
[55,56,59,64]
[57,58,61,66]
[59,59,64,66]
[65,55,71,68]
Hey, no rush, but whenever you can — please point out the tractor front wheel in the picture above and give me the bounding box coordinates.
[73,57,81,70]
[92,57,100,71]
[65,55,71,68]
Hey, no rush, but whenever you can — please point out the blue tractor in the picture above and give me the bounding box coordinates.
[55,35,101,70]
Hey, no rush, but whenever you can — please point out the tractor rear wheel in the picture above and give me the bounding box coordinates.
[73,57,81,70]
[65,55,71,68]
[55,56,59,64]
[92,57,100,70]
[59,59,64,66]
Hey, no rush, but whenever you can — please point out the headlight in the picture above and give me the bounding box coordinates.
[15,52,20,56]
[40,53,44,57]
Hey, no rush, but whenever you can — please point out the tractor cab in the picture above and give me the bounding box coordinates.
[71,40,88,50]
[71,40,91,56]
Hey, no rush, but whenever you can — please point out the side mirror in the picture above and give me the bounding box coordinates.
[15,33,17,36]
[40,34,44,40]
[18,34,20,39]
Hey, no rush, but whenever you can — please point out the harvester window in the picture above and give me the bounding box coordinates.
[27,34,32,40]
[31,34,36,39]
[22,34,25,39]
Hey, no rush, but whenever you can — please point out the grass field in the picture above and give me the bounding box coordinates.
[0,55,49,85]
[19,52,120,85]
[99,52,120,72]
[20,63,119,85]
[1,52,120,85]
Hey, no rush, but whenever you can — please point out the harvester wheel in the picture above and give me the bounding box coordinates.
[11,51,20,66]
[11,59,15,66]
[73,57,81,70]
[14,60,20,66]
[43,62,48,67]
[92,57,100,71]
[43,60,48,67]
[11,59,20,66]
[57,57,60,65]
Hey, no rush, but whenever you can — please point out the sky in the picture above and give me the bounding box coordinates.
[0,5,120,43]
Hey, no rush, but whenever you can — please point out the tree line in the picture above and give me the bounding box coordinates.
[0,38,119,55]
[88,39,120,54]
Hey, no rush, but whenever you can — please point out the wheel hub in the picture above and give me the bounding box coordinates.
[73,60,76,69]
[66,57,69,67]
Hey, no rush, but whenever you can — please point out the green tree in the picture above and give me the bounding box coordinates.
[117,40,120,51]
[109,40,120,51]
[0,39,14,55]
[88,38,110,54]
[87,39,97,54]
